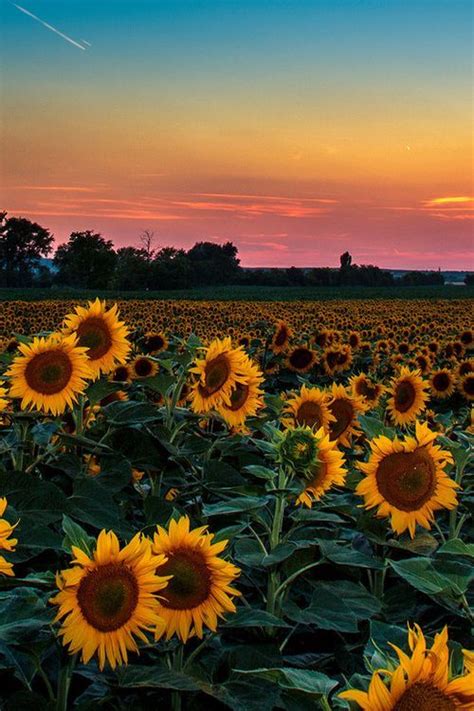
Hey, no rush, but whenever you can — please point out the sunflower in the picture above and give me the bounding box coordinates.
[328,384,367,447]
[0,498,17,577]
[271,320,292,354]
[386,367,429,426]
[295,428,347,508]
[282,384,335,432]
[7,333,91,416]
[189,337,252,413]
[217,359,264,429]
[131,356,159,379]
[152,516,240,643]
[109,364,132,383]
[143,332,168,355]
[0,382,9,412]
[286,346,317,373]
[356,421,457,538]
[51,530,170,670]
[458,373,474,401]
[340,624,474,710]
[429,368,455,399]
[63,299,131,378]
[350,373,385,409]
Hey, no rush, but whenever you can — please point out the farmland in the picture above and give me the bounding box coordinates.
[0,296,472,710]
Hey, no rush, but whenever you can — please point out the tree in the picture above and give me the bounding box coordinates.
[187,241,241,285]
[111,247,151,290]
[139,230,155,262]
[152,247,191,289]
[0,212,54,287]
[54,231,117,288]
[340,251,352,270]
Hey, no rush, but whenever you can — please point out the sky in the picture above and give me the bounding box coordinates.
[0,0,473,269]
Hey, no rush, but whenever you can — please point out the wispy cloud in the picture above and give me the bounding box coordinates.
[10,2,88,50]
[424,196,473,207]
[10,185,98,192]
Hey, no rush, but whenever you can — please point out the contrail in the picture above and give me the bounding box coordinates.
[10,2,88,50]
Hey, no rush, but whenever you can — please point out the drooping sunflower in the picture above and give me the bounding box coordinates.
[63,299,131,378]
[356,421,457,538]
[130,356,159,379]
[282,384,335,432]
[458,373,474,401]
[429,368,455,399]
[7,333,91,416]
[142,332,168,355]
[295,428,347,508]
[152,516,240,643]
[327,383,367,447]
[271,320,292,354]
[386,367,429,426]
[340,623,474,710]
[217,359,264,429]
[51,530,170,670]
[286,346,317,373]
[350,373,385,409]
[189,337,252,413]
[0,498,17,577]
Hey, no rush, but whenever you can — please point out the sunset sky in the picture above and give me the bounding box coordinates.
[1,0,472,268]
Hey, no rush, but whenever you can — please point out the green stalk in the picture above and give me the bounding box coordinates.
[266,468,287,620]
[56,654,76,711]
[448,458,468,540]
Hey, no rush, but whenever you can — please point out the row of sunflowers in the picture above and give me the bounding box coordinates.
[0,298,472,709]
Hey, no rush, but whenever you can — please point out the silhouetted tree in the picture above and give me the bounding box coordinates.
[139,230,155,262]
[464,273,474,285]
[0,212,54,287]
[398,271,444,286]
[111,247,151,290]
[152,247,191,289]
[54,231,117,288]
[187,241,241,285]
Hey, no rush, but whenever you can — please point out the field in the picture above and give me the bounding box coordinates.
[0,297,472,710]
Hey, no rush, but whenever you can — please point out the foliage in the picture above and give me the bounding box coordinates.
[0,213,54,288]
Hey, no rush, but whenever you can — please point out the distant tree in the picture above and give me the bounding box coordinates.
[152,247,191,289]
[340,251,352,270]
[0,212,54,287]
[286,266,307,286]
[187,241,241,285]
[111,247,151,290]
[54,231,117,288]
[139,230,155,262]
[399,271,444,287]
[465,273,474,286]
[339,251,353,285]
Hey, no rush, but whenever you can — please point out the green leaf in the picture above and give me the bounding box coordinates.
[224,609,290,629]
[0,589,53,642]
[203,496,268,516]
[104,401,162,425]
[388,557,473,596]
[358,415,395,439]
[244,465,277,480]
[318,540,384,570]
[235,668,337,698]
[438,539,474,558]
[115,664,200,690]
[62,514,94,555]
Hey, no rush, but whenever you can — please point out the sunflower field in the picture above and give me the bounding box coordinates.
[0,297,472,710]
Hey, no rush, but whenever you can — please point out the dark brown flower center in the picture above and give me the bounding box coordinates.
[463,375,474,396]
[432,372,450,392]
[226,383,250,411]
[24,350,73,395]
[111,365,130,382]
[274,326,288,347]
[158,549,211,610]
[144,334,165,353]
[201,354,230,395]
[394,380,416,412]
[134,357,154,377]
[289,348,314,370]
[329,398,354,440]
[325,351,339,369]
[77,563,139,632]
[376,447,436,511]
[76,317,112,361]
[296,400,323,429]
[393,682,455,711]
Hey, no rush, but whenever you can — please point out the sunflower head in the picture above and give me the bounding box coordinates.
[63,299,131,378]
[143,332,168,355]
[459,372,474,401]
[295,428,347,507]
[357,421,457,538]
[131,356,158,379]
[430,369,455,399]
[0,498,17,577]
[387,366,429,426]
[6,333,92,416]
[271,320,292,353]
[286,346,317,373]
[282,384,335,432]
[152,516,240,642]
[275,425,320,475]
[328,383,367,447]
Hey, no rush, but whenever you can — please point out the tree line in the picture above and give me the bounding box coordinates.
[0,212,456,290]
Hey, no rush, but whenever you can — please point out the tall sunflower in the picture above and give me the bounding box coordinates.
[152,516,240,643]
[51,530,170,670]
[340,624,474,710]
[63,299,131,378]
[328,383,367,447]
[7,333,91,416]
[386,367,428,426]
[189,337,252,413]
[282,384,335,432]
[217,358,264,429]
[356,421,457,538]
[0,498,17,577]
[295,428,347,508]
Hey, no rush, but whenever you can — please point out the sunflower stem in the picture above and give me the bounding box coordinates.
[56,654,75,711]
[448,459,467,540]
[171,645,184,711]
[266,468,287,623]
